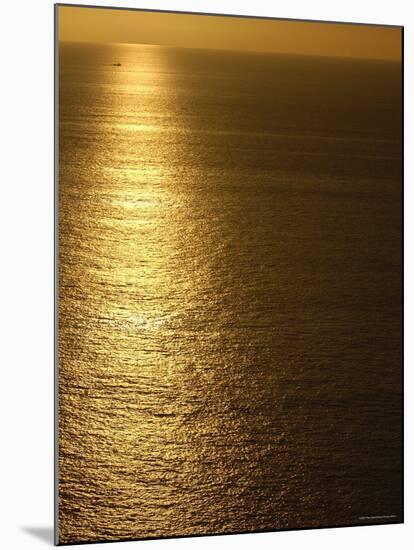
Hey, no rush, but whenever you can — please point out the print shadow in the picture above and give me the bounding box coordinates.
[21,526,54,545]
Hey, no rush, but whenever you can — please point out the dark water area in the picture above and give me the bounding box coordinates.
[58,42,402,544]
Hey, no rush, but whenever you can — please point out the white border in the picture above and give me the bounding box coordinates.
[0,1,411,548]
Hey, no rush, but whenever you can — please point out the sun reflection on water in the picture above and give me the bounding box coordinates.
[59,41,403,544]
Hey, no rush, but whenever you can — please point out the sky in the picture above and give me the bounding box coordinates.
[58,5,402,61]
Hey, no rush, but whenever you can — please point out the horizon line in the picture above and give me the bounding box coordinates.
[59,39,402,63]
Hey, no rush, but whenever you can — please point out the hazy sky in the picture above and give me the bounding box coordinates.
[58,5,401,60]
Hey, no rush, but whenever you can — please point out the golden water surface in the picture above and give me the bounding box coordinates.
[58,42,402,544]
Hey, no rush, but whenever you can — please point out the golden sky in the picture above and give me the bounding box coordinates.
[58,5,401,60]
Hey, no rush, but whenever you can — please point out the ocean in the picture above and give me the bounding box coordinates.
[58,41,402,544]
